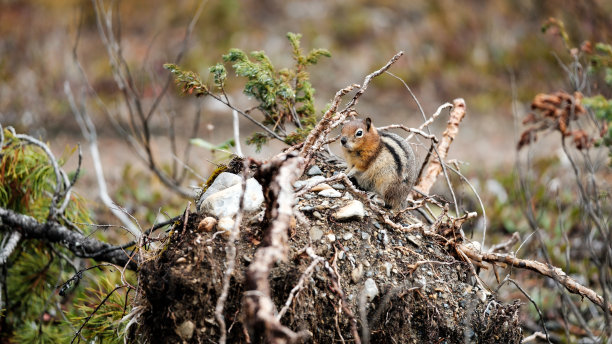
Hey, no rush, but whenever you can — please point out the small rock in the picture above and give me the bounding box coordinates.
[384,262,393,277]
[300,205,314,212]
[197,217,217,232]
[351,264,364,283]
[361,232,371,240]
[310,226,324,241]
[363,278,379,300]
[196,172,242,210]
[318,189,342,198]
[476,289,487,303]
[327,233,336,242]
[315,200,330,210]
[201,178,264,218]
[372,221,381,229]
[307,165,323,176]
[313,211,324,220]
[342,193,354,200]
[343,233,353,240]
[332,183,345,190]
[176,257,187,264]
[243,255,252,263]
[380,230,389,245]
[217,217,235,232]
[338,251,345,260]
[333,200,365,221]
[175,320,195,340]
[311,183,332,192]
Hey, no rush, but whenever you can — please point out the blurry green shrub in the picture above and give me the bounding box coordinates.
[165,32,330,151]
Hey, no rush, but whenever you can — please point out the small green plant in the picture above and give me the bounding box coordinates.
[165,32,330,151]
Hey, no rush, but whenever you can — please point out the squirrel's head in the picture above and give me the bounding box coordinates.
[340,117,379,153]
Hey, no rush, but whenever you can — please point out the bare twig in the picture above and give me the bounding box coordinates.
[496,277,551,344]
[233,109,244,157]
[0,232,22,264]
[306,248,361,344]
[387,70,461,218]
[245,154,306,343]
[14,133,67,219]
[376,124,438,142]
[216,162,248,344]
[65,82,142,239]
[406,102,453,141]
[277,251,323,320]
[458,243,612,315]
[416,98,466,195]
[299,51,405,164]
[0,207,137,270]
[445,162,487,247]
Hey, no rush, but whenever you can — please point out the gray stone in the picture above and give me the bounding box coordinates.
[318,189,342,198]
[342,192,354,200]
[332,183,345,190]
[307,165,323,176]
[327,233,336,242]
[361,232,371,240]
[310,226,324,241]
[333,200,365,221]
[201,178,264,218]
[197,172,241,210]
[343,232,354,240]
[363,278,379,300]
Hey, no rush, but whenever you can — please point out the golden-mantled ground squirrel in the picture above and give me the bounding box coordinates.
[340,117,417,209]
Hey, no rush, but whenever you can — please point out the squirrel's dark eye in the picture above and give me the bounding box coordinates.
[355,129,363,137]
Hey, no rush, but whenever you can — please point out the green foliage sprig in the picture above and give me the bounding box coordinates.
[165,32,330,151]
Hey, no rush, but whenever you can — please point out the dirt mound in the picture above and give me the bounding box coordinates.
[136,157,522,343]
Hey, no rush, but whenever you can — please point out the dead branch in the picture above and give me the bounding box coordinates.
[458,243,612,315]
[306,248,361,344]
[416,98,467,195]
[276,250,323,320]
[299,51,405,164]
[65,82,142,238]
[0,207,137,270]
[246,153,306,343]
[376,124,438,142]
[216,163,249,344]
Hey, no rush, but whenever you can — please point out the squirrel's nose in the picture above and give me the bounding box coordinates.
[340,137,347,145]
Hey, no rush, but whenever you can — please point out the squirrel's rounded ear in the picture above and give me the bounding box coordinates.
[365,117,372,130]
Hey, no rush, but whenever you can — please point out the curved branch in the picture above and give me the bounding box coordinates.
[0,207,137,270]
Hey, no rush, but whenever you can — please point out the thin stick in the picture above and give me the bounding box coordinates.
[458,243,612,315]
[276,252,323,320]
[232,109,243,157]
[216,163,248,344]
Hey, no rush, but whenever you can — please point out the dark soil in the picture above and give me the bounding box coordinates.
[137,157,522,344]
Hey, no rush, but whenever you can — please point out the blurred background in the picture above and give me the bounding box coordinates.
[1,0,612,340]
